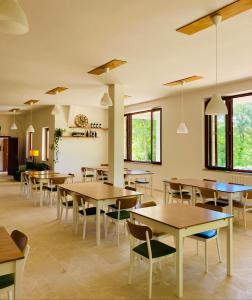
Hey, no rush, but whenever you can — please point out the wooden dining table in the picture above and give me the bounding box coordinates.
[130,204,233,298]
[31,173,73,206]
[58,182,143,245]
[163,178,252,213]
[0,227,24,300]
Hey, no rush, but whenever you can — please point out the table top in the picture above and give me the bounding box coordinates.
[59,182,143,200]
[31,173,72,179]
[163,178,252,193]
[131,204,233,229]
[84,166,154,175]
[0,227,24,264]
[25,170,59,175]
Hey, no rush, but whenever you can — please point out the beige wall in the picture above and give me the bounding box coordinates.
[125,78,252,191]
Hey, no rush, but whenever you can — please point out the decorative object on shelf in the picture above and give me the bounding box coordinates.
[53,128,65,163]
[205,15,228,115]
[74,114,89,128]
[71,130,98,138]
[0,0,29,35]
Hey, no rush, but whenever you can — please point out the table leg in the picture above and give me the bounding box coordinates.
[56,188,60,219]
[96,201,102,245]
[228,193,233,214]
[150,175,153,196]
[191,186,196,206]
[175,230,183,298]
[227,217,233,276]
[14,259,22,300]
[39,181,43,207]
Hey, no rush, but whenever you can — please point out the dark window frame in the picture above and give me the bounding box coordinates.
[124,108,162,165]
[205,92,252,173]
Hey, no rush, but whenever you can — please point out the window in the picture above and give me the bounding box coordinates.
[124,108,162,164]
[42,127,49,161]
[26,132,33,159]
[205,92,252,172]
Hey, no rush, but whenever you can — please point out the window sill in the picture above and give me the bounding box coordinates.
[203,168,252,176]
[125,160,162,166]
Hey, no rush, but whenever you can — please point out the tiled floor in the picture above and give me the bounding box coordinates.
[0,177,252,299]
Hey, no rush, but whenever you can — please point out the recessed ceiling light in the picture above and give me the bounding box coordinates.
[88,59,127,75]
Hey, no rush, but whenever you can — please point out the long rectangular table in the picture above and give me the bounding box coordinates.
[130,204,233,298]
[163,178,252,213]
[0,227,24,299]
[58,182,143,245]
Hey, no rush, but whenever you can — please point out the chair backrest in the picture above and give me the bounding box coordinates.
[125,186,136,191]
[11,230,28,252]
[127,221,153,241]
[75,193,87,207]
[100,163,108,166]
[116,196,138,209]
[243,190,252,202]
[103,182,113,186]
[97,169,104,176]
[50,177,66,185]
[169,182,181,191]
[198,187,216,199]
[196,202,223,212]
[203,178,216,182]
[140,201,157,208]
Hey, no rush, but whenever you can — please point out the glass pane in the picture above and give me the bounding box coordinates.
[152,110,161,162]
[233,95,252,170]
[132,112,151,161]
[124,116,127,160]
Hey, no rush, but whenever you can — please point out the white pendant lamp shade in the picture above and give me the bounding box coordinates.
[100,93,113,106]
[205,93,228,115]
[177,122,189,134]
[0,0,29,35]
[27,124,34,133]
[51,104,61,115]
[10,122,18,130]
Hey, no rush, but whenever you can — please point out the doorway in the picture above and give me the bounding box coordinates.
[0,138,8,172]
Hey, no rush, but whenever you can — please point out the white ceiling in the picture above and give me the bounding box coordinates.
[0,0,252,111]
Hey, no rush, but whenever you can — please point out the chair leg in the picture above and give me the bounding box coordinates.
[205,241,208,273]
[216,237,222,262]
[75,214,79,234]
[117,222,120,246]
[82,217,87,240]
[65,207,68,223]
[243,208,247,230]
[7,289,13,300]
[59,205,63,221]
[104,215,107,238]
[148,262,153,299]
[196,240,199,256]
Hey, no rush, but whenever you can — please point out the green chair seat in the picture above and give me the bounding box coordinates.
[0,273,14,289]
[83,174,95,178]
[133,240,176,259]
[62,201,73,207]
[78,207,105,216]
[106,210,130,220]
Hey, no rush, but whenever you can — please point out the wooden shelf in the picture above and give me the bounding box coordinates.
[69,126,108,130]
[62,136,98,139]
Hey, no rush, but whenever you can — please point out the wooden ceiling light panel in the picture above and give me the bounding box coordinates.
[45,86,68,95]
[9,108,20,112]
[164,75,203,86]
[176,0,252,35]
[88,59,127,75]
[24,99,39,105]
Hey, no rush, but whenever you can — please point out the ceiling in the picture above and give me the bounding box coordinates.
[0,0,252,111]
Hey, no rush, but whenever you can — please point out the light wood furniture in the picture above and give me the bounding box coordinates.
[233,190,252,230]
[130,204,233,298]
[58,182,143,245]
[31,174,72,206]
[163,178,252,213]
[0,227,25,300]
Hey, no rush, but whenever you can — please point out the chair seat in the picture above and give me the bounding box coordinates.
[62,200,73,207]
[135,179,149,184]
[172,194,191,200]
[83,174,95,178]
[78,207,105,216]
[133,240,176,259]
[194,229,217,239]
[106,210,130,220]
[99,177,108,181]
[43,186,57,192]
[233,200,252,208]
[0,273,14,289]
[205,201,228,207]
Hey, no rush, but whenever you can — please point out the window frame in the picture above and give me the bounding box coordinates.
[205,91,252,173]
[42,127,50,161]
[124,107,162,165]
[26,132,33,159]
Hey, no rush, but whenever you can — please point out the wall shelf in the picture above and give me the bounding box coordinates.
[62,136,98,139]
[68,126,108,130]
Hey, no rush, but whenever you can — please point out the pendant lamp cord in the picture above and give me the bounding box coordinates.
[30,103,32,125]
[180,81,184,120]
[215,20,218,90]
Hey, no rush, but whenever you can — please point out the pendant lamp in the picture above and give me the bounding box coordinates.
[205,15,227,115]
[100,92,113,106]
[10,108,18,130]
[27,102,35,133]
[177,81,189,134]
[0,0,29,35]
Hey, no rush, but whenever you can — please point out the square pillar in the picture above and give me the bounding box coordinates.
[108,84,124,187]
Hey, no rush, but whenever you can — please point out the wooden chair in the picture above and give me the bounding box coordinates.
[233,190,252,230]
[0,230,30,300]
[108,186,136,211]
[127,221,176,299]
[168,182,191,204]
[96,169,108,182]
[81,167,95,182]
[75,194,106,239]
[21,173,30,198]
[135,171,151,194]
[105,196,138,245]
[188,203,222,273]
[43,177,67,206]
[58,187,74,223]
[198,187,217,205]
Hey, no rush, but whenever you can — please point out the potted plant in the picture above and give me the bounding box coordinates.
[53,128,65,163]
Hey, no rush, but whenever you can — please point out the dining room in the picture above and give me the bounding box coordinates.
[0,1,252,300]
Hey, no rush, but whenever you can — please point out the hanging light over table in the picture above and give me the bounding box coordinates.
[177,80,189,134]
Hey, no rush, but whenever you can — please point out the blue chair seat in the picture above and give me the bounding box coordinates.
[194,229,217,239]
[0,274,14,289]
[133,240,176,259]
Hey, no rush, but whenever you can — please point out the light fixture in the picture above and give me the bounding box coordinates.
[9,108,19,130]
[100,92,113,106]
[0,0,29,35]
[29,149,39,163]
[45,86,68,115]
[88,59,127,75]
[177,81,189,134]
[205,15,228,115]
[26,101,35,133]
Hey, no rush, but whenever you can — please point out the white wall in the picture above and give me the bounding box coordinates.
[54,105,108,178]
[125,78,252,191]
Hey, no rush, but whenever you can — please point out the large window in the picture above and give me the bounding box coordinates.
[124,108,162,164]
[205,92,252,172]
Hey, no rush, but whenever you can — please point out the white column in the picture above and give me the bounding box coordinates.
[108,84,124,187]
